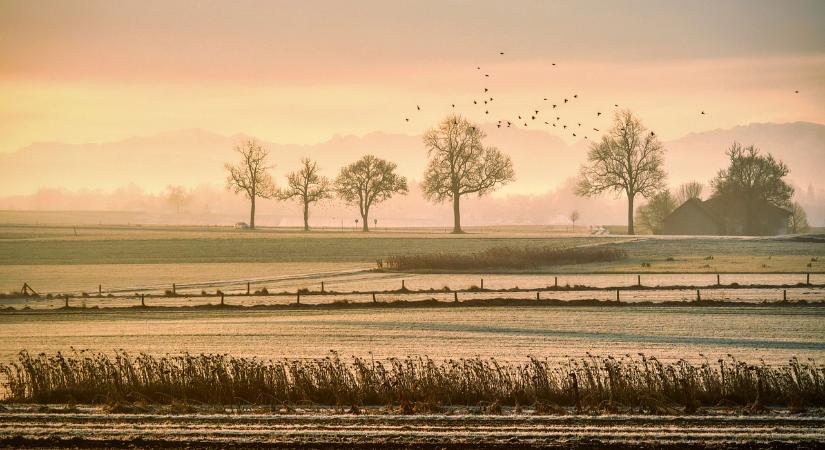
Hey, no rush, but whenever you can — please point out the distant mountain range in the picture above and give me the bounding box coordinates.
[3,121,822,197]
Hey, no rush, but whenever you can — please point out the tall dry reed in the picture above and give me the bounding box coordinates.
[2,350,822,411]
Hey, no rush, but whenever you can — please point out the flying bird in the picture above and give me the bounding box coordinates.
[484,88,488,92]
[531,116,536,120]
[564,98,568,103]
[593,128,599,131]
[552,104,557,108]
[486,110,489,114]
[535,110,539,114]
[701,111,705,115]
[499,52,504,55]
[417,105,420,110]
[485,74,490,77]
[596,112,602,116]
[795,90,799,94]
[405,118,409,122]
[573,133,576,137]
[573,94,578,98]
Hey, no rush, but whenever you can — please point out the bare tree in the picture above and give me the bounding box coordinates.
[278,158,332,231]
[675,181,704,204]
[335,155,408,232]
[225,139,277,229]
[575,110,667,235]
[422,115,515,233]
[789,202,809,234]
[569,210,580,231]
[165,185,190,214]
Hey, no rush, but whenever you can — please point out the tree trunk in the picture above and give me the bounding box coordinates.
[250,196,256,229]
[452,193,462,233]
[626,192,634,235]
[303,201,309,231]
[362,212,369,232]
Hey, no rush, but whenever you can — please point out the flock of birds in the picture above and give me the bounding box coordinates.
[404,52,802,141]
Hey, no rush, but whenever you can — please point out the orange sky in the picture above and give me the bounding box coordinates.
[1,0,824,153]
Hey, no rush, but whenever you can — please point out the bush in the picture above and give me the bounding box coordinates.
[383,245,626,271]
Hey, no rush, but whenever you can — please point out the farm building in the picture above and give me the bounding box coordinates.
[661,195,791,236]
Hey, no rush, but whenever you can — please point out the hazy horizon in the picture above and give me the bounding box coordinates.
[2,0,824,226]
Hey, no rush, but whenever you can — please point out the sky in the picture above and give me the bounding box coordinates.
[1,0,824,156]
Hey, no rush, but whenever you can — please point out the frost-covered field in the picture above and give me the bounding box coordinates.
[1,306,823,365]
[1,406,823,448]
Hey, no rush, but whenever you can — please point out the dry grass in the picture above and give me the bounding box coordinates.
[2,350,822,412]
[382,246,627,271]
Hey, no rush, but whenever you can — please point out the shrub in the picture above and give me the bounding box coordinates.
[383,245,626,271]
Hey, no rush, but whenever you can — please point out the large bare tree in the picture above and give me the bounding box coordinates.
[335,155,408,232]
[575,110,667,235]
[225,139,277,229]
[278,157,332,231]
[711,143,793,235]
[422,115,515,233]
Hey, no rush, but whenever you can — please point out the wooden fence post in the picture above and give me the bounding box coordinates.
[637,275,641,286]
[221,293,225,305]
[172,283,176,295]
[247,283,250,295]
[783,289,787,301]
[696,289,701,301]
[807,273,811,285]
[536,291,540,300]
[98,284,102,296]
[716,274,720,286]
[616,289,620,302]
[454,291,458,302]
[480,278,484,290]
[65,295,69,308]
[554,276,558,288]
[372,292,376,303]
[321,281,325,293]
[141,294,145,307]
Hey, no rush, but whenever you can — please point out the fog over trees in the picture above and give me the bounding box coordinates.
[278,158,332,231]
[224,139,277,229]
[575,110,667,235]
[421,115,515,233]
[335,155,408,232]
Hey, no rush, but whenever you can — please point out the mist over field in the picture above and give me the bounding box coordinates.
[2,122,823,226]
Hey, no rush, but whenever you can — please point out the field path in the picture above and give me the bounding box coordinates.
[1,410,823,448]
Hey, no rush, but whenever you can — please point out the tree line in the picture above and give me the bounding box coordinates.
[225,114,514,232]
[226,110,806,234]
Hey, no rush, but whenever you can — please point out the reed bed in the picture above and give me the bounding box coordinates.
[382,245,627,271]
[2,350,822,412]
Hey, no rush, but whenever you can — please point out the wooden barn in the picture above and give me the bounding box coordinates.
[661,195,791,236]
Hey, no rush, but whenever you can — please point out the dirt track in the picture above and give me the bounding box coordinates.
[1,409,824,449]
